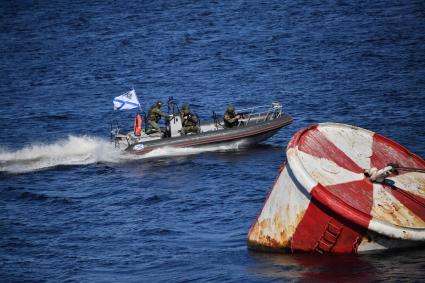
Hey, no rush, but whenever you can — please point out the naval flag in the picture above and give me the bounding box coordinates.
[113,89,140,110]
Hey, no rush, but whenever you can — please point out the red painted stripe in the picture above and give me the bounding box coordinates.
[287,124,317,149]
[296,127,364,173]
[291,198,334,253]
[325,179,374,216]
[311,184,372,229]
[290,195,367,254]
[383,184,425,222]
[371,133,425,171]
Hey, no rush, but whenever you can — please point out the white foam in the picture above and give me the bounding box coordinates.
[0,136,243,174]
[142,141,242,159]
[0,135,125,173]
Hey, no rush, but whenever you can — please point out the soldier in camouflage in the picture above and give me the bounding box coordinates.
[179,104,200,134]
[147,100,169,134]
[223,105,240,128]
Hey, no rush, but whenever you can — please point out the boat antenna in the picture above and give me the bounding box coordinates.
[168,96,178,115]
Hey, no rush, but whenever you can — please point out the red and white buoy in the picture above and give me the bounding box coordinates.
[248,123,425,254]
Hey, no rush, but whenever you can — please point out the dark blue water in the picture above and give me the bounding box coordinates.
[1,1,425,281]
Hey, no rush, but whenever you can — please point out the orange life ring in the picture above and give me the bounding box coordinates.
[133,113,142,136]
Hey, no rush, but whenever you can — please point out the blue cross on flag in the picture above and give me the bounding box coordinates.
[113,89,140,110]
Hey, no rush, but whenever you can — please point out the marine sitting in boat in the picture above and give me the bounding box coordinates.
[179,104,200,135]
[223,105,241,128]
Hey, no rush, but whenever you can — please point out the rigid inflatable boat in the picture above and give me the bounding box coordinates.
[111,99,292,154]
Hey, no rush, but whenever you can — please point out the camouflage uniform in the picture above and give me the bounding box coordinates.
[147,101,168,133]
[180,104,200,134]
[224,106,240,128]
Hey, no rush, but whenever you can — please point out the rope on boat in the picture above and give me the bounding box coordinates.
[364,166,394,183]
[388,163,425,174]
[364,163,425,183]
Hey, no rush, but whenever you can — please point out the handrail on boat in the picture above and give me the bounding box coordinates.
[238,102,283,126]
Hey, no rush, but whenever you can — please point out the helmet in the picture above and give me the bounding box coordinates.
[227,106,235,113]
[156,100,163,107]
[181,104,190,114]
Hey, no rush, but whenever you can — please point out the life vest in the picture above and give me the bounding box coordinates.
[133,113,142,136]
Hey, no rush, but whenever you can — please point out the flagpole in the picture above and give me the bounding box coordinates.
[133,88,143,113]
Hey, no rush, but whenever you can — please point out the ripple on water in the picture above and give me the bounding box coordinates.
[1,0,425,282]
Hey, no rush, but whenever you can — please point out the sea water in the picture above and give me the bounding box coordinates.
[1,1,424,281]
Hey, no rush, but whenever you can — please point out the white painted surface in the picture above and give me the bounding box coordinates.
[357,232,419,253]
[318,123,373,170]
[368,218,425,241]
[371,183,425,228]
[387,172,425,198]
[286,147,318,193]
[248,166,311,246]
[296,150,364,186]
[169,115,183,137]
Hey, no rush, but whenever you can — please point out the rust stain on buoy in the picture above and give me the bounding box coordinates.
[248,123,425,254]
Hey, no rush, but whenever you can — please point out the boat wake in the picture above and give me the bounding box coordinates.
[0,135,242,174]
[0,136,122,174]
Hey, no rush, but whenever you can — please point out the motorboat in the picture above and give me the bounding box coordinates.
[111,98,293,154]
